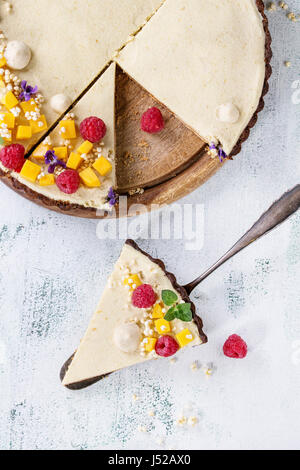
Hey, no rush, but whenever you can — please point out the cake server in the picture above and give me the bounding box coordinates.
[184,184,300,294]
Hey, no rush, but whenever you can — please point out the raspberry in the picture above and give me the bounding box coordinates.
[56,169,80,194]
[79,116,106,143]
[155,335,179,357]
[223,334,248,359]
[132,284,156,308]
[141,107,165,134]
[0,144,25,172]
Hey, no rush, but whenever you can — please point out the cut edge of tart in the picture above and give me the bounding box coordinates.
[60,239,207,390]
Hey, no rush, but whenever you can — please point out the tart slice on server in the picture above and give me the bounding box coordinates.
[61,240,207,390]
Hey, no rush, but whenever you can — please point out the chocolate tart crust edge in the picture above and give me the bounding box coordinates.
[0,0,272,217]
[60,239,207,390]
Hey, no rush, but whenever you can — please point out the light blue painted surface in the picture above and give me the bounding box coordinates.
[0,2,299,450]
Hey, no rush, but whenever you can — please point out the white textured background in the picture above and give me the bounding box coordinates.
[0,3,299,450]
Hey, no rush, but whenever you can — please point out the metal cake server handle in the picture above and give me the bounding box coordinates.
[184,184,300,295]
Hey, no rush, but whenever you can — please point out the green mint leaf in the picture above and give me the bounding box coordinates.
[164,306,177,322]
[175,303,193,322]
[162,290,178,306]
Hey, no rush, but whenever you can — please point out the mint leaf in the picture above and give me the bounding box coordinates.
[162,290,178,306]
[175,303,193,322]
[164,306,177,322]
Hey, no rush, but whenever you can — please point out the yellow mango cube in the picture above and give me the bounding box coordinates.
[79,167,100,188]
[59,120,76,139]
[32,144,51,160]
[176,329,194,348]
[77,140,93,155]
[16,125,32,140]
[0,56,6,67]
[92,156,112,176]
[2,91,19,110]
[0,80,5,89]
[30,115,48,134]
[152,304,164,319]
[53,146,68,161]
[123,274,142,291]
[20,99,38,114]
[0,113,15,129]
[143,337,157,353]
[67,152,83,170]
[155,318,171,335]
[39,174,55,186]
[20,160,41,183]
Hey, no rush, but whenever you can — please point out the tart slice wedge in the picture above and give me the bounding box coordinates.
[61,239,207,390]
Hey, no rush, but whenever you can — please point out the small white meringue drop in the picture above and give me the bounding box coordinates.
[4,40,31,70]
[216,103,240,124]
[113,322,141,353]
[50,93,72,114]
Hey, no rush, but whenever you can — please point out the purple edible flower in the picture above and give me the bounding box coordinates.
[19,80,38,102]
[44,150,66,174]
[107,187,119,206]
[209,142,217,151]
[218,147,227,163]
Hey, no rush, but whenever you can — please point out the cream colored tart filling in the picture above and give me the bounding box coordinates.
[0,0,164,137]
[117,0,266,155]
[62,242,203,386]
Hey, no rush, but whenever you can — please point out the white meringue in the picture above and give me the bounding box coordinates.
[4,40,31,70]
[216,103,240,124]
[50,94,72,114]
[113,322,141,353]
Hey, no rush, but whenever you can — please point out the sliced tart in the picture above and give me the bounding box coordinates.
[61,240,207,389]
[0,0,271,216]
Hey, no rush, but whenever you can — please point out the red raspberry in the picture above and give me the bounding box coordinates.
[155,335,179,357]
[223,334,248,359]
[141,107,165,134]
[56,170,80,195]
[0,144,25,172]
[80,116,106,143]
[132,284,156,308]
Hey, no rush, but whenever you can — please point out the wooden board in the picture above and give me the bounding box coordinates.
[115,66,207,192]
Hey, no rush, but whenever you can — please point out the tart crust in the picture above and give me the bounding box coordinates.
[0,0,272,217]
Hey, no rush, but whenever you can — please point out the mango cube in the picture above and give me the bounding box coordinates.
[155,318,171,335]
[16,125,32,140]
[77,140,93,155]
[67,152,83,170]
[0,80,5,89]
[175,329,194,348]
[0,56,6,67]
[20,160,41,183]
[92,156,112,176]
[32,144,51,160]
[0,113,15,129]
[39,174,55,186]
[59,120,76,139]
[20,99,38,114]
[143,337,157,353]
[79,167,100,188]
[53,146,68,161]
[123,274,142,291]
[30,115,48,134]
[152,304,164,319]
[2,91,19,110]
